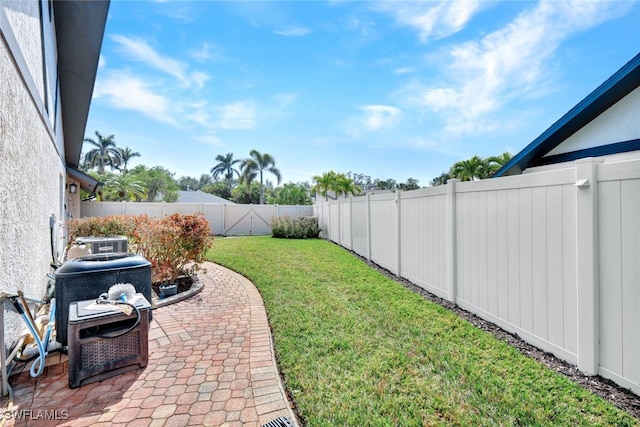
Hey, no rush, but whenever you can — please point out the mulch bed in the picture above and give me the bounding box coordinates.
[151,275,194,298]
[355,253,640,419]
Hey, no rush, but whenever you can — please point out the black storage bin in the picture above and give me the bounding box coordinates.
[54,253,152,345]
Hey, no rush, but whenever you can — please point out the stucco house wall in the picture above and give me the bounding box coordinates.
[0,0,72,346]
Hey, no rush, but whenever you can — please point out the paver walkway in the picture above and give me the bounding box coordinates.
[1,262,297,426]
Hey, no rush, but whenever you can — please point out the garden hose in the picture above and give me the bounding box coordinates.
[8,297,46,378]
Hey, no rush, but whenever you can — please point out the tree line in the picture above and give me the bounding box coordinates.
[310,153,513,200]
[81,131,303,204]
[81,130,512,204]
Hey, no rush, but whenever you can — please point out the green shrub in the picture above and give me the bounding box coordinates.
[271,215,320,239]
[66,213,213,283]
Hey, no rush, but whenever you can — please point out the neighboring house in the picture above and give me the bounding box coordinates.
[176,190,235,204]
[0,1,109,346]
[495,53,640,177]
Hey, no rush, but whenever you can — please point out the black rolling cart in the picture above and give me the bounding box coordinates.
[67,294,150,388]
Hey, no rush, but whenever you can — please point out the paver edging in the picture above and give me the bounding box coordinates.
[152,276,204,308]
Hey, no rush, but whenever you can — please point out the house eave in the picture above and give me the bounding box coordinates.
[54,0,110,168]
[66,165,103,194]
[494,53,640,177]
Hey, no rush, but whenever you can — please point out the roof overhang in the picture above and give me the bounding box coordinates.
[54,1,110,168]
[66,165,103,194]
[494,53,640,177]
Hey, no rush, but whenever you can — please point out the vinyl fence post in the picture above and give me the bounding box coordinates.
[349,196,353,251]
[396,190,402,277]
[222,204,227,236]
[446,179,459,304]
[326,203,331,240]
[575,158,603,375]
[337,199,342,246]
[366,193,371,262]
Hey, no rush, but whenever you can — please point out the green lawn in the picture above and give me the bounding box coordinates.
[207,236,637,426]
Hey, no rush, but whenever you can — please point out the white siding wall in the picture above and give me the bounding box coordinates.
[545,87,640,156]
[315,158,640,395]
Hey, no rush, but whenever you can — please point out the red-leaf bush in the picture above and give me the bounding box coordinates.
[66,213,213,283]
[66,215,138,241]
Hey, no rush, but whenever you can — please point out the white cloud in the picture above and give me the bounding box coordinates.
[186,101,211,127]
[274,26,311,37]
[216,102,256,130]
[98,54,106,69]
[110,35,209,88]
[189,42,228,62]
[190,71,211,90]
[190,42,212,61]
[394,67,414,75]
[403,0,627,136]
[376,0,486,42]
[360,105,401,131]
[111,35,187,80]
[93,72,179,126]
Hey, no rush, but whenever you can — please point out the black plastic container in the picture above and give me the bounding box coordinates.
[54,253,152,345]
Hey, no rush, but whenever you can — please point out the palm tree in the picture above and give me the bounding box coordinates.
[335,173,362,198]
[450,155,488,181]
[211,153,241,193]
[104,174,146,201]
[312,171,337,201]
[117,147,141,173]
[486,151,512,176]
[82,131,122,173]
[240,150,282,204]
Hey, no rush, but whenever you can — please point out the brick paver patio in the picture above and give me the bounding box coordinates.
[1,262,297,426]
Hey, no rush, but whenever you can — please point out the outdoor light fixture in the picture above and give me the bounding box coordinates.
[68,182,78,194]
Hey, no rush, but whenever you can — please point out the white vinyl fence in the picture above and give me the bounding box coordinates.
[315,157,640,395]
[80,202,314,236]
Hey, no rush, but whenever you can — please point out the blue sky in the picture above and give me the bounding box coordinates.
[85,0,640,186]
